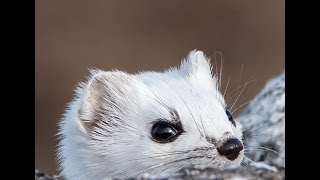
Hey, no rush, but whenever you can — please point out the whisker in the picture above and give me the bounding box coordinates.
[143,155,211,173]
[227,80,255,101]
[177,94,203,136]
[242,139,263,143]
[231,99,252,114]
[236,64,244,95]
[214,51,219,80]
[218,52,223,91]
[242,156,254,165]
[198,106,208,139]
[126,150,195,162]
[230,82,248,111]
[246,146,281,156]
[214,55,219,100]
[241,156,252,166]
[109,148,211,165]
[243,133,270,139]
[242,124,272,138]
[144,88,172,112]
[223,76,231,98]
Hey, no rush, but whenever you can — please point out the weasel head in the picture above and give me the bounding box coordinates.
[57,50,244,180]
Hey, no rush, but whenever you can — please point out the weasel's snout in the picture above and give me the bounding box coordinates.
[217,138,243,160]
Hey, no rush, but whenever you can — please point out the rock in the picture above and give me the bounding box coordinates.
[132,165,285,180]
[36,165,285,180]
[238,71,285,168]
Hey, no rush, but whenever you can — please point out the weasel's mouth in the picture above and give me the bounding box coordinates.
[193,151,244,170]
[222,150,244,168]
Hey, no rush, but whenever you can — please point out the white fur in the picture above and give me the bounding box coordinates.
[57,50,244,180]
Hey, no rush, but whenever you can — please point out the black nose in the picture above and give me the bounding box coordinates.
[217,138,243,160]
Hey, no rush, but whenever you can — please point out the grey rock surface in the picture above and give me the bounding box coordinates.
[36,165,285,180]
[238,72,285,168]
[131,165,285,180]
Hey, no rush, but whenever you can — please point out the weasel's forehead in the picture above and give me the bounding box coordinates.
[133,71,226,108]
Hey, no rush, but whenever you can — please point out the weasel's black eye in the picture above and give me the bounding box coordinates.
[226,109,236,126]
[151,121,181,143]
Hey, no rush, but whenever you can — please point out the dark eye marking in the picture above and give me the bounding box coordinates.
[151,120,183,143]
[226,109,236,126]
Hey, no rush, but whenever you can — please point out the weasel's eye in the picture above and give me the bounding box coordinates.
[226,109,236,126]
[151,122,181,143]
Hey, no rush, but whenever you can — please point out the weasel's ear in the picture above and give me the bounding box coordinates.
[179,50,213,78]
[77,70,135,133]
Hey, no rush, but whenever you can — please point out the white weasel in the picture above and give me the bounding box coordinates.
[57,50,244,180]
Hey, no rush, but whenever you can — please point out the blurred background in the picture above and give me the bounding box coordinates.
[35,0,284,175]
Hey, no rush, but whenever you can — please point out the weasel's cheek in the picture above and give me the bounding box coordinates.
[234,127,244,138]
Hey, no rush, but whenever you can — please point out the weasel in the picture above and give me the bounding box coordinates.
[57,50,245,180]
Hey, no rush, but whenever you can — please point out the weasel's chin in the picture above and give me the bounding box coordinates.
[230,154,244,168]
[218,152,244,169]
[225,163,241,169]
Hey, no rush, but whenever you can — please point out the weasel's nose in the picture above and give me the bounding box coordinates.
[217,138,243,161]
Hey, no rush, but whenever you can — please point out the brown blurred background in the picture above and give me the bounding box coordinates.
[35,0,284,175]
